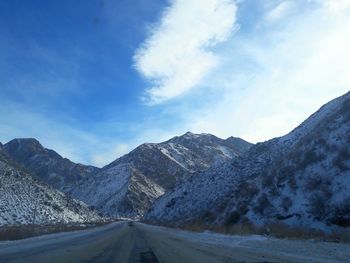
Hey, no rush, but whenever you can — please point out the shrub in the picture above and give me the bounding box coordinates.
[236,181,259,200]
[333,147,350,171]
[301,149,325,168]
[308,192,329,220]
[202,210,216,222]
[224,211,241,226]
[305,175,324,192]
[281,196,293,212]
[287,175,297,191]
[277,165,295,183]
[52,204,63,212]
[262,174,274,188]
[329,198,350,227]
[165,198,176,208]
[253,194,272,215]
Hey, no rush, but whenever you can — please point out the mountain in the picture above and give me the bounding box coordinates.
[146,91,350,230]
[70,132,252,218]
[3,138,99,192]
[105,132,251,173]
[0,147,101,226]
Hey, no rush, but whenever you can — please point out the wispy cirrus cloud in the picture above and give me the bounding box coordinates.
[324,0,350,12]
[181,0,350,142]
[2,0,350,167]
[134,0,237,105]
[264,1,295,23]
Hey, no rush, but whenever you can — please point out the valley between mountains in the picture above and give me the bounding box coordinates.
[1,91,350,235]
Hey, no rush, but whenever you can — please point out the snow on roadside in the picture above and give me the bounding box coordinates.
[141,223,350,263]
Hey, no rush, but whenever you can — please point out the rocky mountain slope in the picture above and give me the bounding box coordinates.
[70,133,252,217]
[0,147,101,226]
[3,138,99,192]
[2,133,251,218]
[146,91,350,230]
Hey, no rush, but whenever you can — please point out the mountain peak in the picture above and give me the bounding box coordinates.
[169,131,217,143]
[4,138,45,157]
[182,131,213,137]
[181,131,199,138]
[182,131,208,137]
[4,138,99,190]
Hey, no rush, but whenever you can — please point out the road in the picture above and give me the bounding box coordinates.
[0,222,349,263]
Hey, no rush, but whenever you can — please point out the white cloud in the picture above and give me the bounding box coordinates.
[324,0,350,12]
[134,0,237,104]
[265,1,295,23]
[3,0,350,166]
[179,0,350,143]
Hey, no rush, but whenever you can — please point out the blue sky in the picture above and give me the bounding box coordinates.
[1,0,349,166]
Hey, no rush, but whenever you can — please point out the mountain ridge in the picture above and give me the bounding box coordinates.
[146,91,350,230]
[4,89,349,229]
[3,138,100,192]
[0,146,101,226]
[3,132,252,218]
[71,132,252,217]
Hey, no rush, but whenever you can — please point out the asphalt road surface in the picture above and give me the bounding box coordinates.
[0,222,349,263]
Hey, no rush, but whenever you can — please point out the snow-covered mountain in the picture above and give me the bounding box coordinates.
[2,133,251,218]
[0,147,101,226]
[146,91,350,230]
[3,91,348,228]
[3,138,99,192]
[70,133,252,217]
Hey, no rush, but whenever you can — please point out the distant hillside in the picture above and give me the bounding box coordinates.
[3,132,251,218]
[70,132,252,217]
[147,91,350,230]
[4,138,99,192]
[0,147,101,226]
